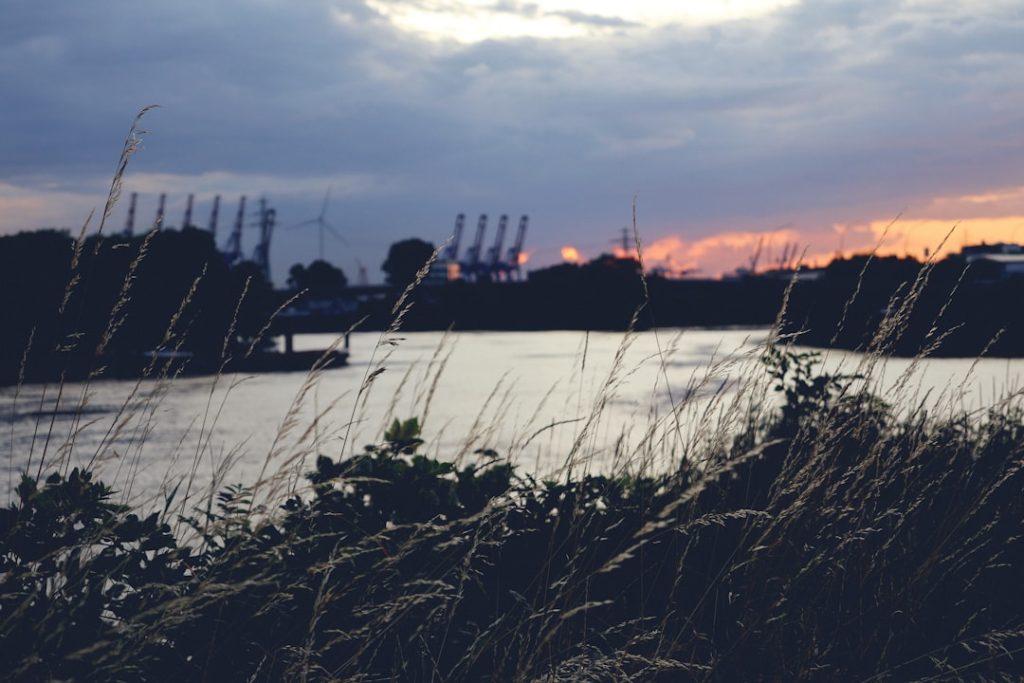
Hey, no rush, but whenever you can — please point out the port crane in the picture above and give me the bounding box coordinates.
[208,195,221,239]
[505,215,528,279]
[464,213,488,280]
[119,192,277,282]
[224,196,246,264]
[182,194,195,229]
[252,198,276,282]
[487,214,509,271]
[123,193,138,237]
[444,213,465,262]
[155,193,166,229]
[447,212,529,281]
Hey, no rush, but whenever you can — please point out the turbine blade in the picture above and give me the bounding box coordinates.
[320,187,332,220]
[323,221,348,245]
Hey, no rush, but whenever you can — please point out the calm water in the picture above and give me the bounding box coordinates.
[3,329,1023,506]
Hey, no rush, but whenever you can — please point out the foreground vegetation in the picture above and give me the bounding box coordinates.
[3,349,1024,681]
[5,110,1023,680]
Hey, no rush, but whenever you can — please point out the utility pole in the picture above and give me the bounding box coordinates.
[613,227,630,255]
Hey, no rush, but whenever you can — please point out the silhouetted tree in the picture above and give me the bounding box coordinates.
[381,238,434,288]
[0,227,276,383]
[288,260,348,298]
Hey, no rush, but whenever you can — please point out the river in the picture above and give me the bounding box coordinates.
[4,329,1023,508]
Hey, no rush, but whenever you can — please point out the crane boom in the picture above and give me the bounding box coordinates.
[749,235,764,273]
[466,213,487,267]
[506,215,528,265]
[225,195,246,264]
[155,193,166,229]
[124,192,137,237]
[487,214,508,267]
[251,198,275,282]
[209,195,221,239]
[183,194,194,229]
[257,206,275,282]
[445,213,465,261]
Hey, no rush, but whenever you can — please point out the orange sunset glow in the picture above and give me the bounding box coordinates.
[638,228,801,277]
[630,184,1024,278]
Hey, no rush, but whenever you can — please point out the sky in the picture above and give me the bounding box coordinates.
[2,0,1024,283]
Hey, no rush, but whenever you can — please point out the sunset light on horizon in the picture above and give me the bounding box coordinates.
[3,0,1024,283]
[8,2,1024,676]
[560,246,582,264]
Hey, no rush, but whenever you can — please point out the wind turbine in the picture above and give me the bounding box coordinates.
[290,188,347,261]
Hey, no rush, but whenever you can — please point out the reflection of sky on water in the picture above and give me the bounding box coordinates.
[4,328,1024,508]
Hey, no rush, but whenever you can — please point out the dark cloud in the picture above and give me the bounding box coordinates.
[2,0,1024,280]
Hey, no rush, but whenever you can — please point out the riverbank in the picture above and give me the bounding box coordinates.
[3,350,1023,680]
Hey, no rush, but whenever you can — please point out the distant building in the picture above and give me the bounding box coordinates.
[961,242,1024,261]
[423,260,455,286]
[958,243,1024,281]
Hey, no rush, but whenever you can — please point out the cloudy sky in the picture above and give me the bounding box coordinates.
[3,0,1023,282]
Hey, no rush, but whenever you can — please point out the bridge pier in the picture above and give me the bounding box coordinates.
[284,332,294,355]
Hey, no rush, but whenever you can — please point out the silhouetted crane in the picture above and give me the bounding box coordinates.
[444,213,465,262]
[224,196,246,264]
[749,236,765,274]
[208,195,221,239]
[252,198,275,282]
[487,214,509,271]
[182,194,194,229]
[506,215,528,279]
[124,192,137,237]
[155,193,166,229]
[464,213,488,279]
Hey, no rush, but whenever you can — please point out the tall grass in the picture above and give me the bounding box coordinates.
[3,114,1024,680]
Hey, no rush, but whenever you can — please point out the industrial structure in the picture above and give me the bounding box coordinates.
[121,193,276,282]
[444,212,529,282]
[117,198,528,287]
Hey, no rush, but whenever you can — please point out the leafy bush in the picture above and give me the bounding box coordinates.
[3,356,1024,680]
